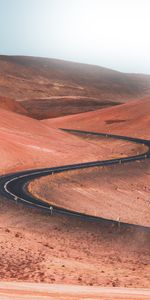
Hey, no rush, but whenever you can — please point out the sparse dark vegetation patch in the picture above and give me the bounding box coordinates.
[21,98,119,120]
[105,119,127,124]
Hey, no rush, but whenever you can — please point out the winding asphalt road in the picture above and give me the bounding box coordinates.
[0,129,150,230]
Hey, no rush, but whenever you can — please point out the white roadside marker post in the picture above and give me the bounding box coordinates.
[50,206,53,216]
[117,216,121,230]
[14,196,18,204]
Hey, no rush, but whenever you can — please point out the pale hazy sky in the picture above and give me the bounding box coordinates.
[0,0,150,74]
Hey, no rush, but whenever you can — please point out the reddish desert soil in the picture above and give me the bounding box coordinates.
[0,282,149,300]
[43,97,150,139]
[28,98,150,227]
[0,198,149,289]
[0,107,143,174]
[29,160,150,227]
[1,55,150,119]
[0,95,27,115]
[21,96,118,120]
[0,61,149,295]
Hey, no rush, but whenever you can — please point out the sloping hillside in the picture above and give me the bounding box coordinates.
[0,55,150,119]
[0,107,138,174]
[43,97,150,139]
[0,95,27,115]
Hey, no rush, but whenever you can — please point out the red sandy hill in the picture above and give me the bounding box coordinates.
[0,61,149,292]
[36,98,150,227]
[0,55,150,119]
[1,107,137,174]
[0,95,27,115]
[43,97,150,139]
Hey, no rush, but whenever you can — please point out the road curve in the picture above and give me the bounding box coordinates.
[0,282,149,300]
[0,129,150,230]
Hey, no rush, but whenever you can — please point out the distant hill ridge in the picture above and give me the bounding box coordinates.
[0,55,150,119]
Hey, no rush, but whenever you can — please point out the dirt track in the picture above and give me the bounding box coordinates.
[0,282,149,300]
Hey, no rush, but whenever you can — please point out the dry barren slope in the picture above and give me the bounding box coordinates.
[30,98,150,226]
[0,107,140,174]
[0,55,150,119]
[29,159,150,227]
[43,97,150,139]
[0,197,149,289]
[0,95,27,115]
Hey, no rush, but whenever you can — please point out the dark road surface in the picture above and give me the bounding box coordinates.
[0,129,150,230]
